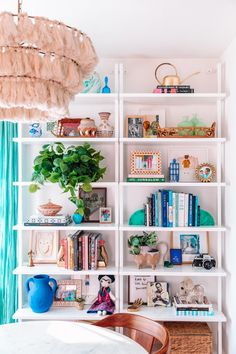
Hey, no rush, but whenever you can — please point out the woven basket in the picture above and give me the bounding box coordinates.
[164,322,213,354]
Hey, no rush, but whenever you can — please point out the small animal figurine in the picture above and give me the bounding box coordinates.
[178,278,205,304]
[87,275,115,315]
[29,123,42,137]
[102,76,111,93]
[28,250,35,267]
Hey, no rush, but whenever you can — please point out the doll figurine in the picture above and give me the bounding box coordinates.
[87,275,115,315]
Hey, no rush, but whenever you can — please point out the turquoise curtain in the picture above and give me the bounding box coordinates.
[0,122,18,324]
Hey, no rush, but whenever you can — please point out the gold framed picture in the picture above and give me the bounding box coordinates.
[195,163,216,183]
[130,150,162,175]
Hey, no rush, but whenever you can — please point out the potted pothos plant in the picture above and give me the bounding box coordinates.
[29,142,106,223]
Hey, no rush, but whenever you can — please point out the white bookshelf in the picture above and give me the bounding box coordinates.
[12,62,226,353]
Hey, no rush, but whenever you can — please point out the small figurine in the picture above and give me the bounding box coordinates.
[87,275,115,315]
[169,158,180,182]
[28,250,35,267]
[97,239,109,268]
[178,278,205,304]
[102,76,111,93]
[57,240,65,268]
[127,298,143,312]
[192,253,216,270]
[29,123,42,137]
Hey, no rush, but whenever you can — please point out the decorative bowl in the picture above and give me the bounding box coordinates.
[38,199,62,216]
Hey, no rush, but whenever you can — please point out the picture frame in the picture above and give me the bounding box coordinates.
[29,231,59,264]
[147,281,171,307]
[53,279,82,307]
[195,163,216,183]
[168,147,208,182]
[52,118,81,137]
[99,207,112,223]
[170,248,182,265]
[128,275,155,304]
[126,115,145,138]
[171,231,209,264]
[79,188,107,222]
[130,151,162,175]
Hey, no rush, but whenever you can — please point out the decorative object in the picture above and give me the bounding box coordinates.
[128,209,145,225]
[29,123,42,137]
[169,159,180,182]
[98,239,109,268]
[79,188,107,222]
[127,298,143,312]
[171,232,209,264]
[99,207,112,223]
[195,163,216,182]
[57,240,65,268]
[26,274,57,313]
[192,253,216,270]
[178,114,207,136]
[75,297,85,310]
[29,143,106,216]
[177,278,205,304]
[29,231,59,264]
[157,241,169,266]
[97,112,114,138]
[37,199,62,216]
[170,249,182,265]
[164,260,173,268]
[0,3,97,121]
[147,282,171,307]
[137,110,166,137]
[126,115,145,138]
[102,76,111,93]
[128,232,158,256]
[164,322,213,354]
[200,209,215,226]
[25,214,72,227]
[157,122,216,138]
[128,276,155,304]
[168,148,208,182]
[72,213,83,224]
[130,151,162,175]
[27,250,34,267]
[82,72,102,93]
[51,118,81,137]
[54,279,82,307]
[154,63,200,86]
[87,275,115,315]
[77,118,97,137]
[146,250,160,270]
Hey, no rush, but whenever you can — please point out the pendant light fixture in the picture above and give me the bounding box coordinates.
[0,0,98,121]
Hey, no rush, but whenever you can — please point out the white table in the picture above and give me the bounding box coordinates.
[0,321,147,354]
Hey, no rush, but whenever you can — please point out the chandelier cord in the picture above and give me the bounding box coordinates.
[18,0,22,15]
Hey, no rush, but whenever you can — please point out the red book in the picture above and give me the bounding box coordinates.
[62,238,68,269]
[82,236,85,270]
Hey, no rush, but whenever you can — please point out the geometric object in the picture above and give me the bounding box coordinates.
[102,76,111,93]
[0,7,97,121]
[200,209,215,226]
[169,159,180,182]
[128,209,145,225]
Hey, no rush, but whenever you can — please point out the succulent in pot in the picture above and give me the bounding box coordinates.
[75,297,85,310]
[29,142,106,218]
[128,232,159,269]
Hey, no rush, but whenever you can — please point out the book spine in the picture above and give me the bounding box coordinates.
[73,234,78,271]
[188,194,193,227]
[144,203,149,226]
[195,196,199,226]
[82,236,85,270]
[155,191,158,226]
[64,238,68,269]
[85,235,89,271]
[88,234,91,270]
[161,190,168,227]
[78,236,82,270]
[192,196,196,226]
[178,193,185,227]
[156,85,191,88]
[90,235,95,270]
[175,193,179,227]
[24,222,71,226]
[71,237,74,271]
[151,193,155,226]
[172,192,176,227]
[184,193,189,227]
[168,190,173,227]
[158,191,162,227]
[148,197,152,226]
[127,177,165,182]
[197,205,201,226]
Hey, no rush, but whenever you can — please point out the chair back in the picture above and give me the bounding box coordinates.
[94,313,169,354]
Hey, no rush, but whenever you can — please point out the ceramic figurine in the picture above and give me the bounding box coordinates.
[102,76,111,93]
[178,278,205,304]
[169,158,180,182]
[97,112,114,137]
[98,239,109,268]
[28,250,34,267]
[29,123,42,137]
[77,118,97,137]
[87,275,115,315]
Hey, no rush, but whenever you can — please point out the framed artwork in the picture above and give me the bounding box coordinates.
[79,188,107,222]
[126,115,145,138]
[170,248,182,265]
[29,231,59,264]
[99,207,112,223]
[54,279,82,307]
[128,275,155,304]
[147,281,171,307]
[195,163,216,182]
[171,232,209,264]
[130,151,162,175]
[168,148,208,182]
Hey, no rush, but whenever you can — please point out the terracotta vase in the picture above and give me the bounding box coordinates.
[146,250,160,270]
[134,254,147,269]
[157,241,169,266]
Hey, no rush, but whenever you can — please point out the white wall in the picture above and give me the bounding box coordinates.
[221,38,236,354]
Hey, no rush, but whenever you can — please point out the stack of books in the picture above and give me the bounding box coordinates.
[173,295,214,317]
[144,190,200,227]
[59,230,102,271]
[153,85,194,94]
[127,174,165,182]
[24,214,72,226]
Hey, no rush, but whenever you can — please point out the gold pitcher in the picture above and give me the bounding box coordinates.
[155,62,200,86]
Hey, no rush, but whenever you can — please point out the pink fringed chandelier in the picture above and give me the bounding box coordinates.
[0,0,98,121]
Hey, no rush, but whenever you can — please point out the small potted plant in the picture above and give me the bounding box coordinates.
[75,297,85,310]
[128,232,160,269]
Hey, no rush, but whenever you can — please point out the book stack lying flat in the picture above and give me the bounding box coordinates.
[153,85,194,94]
[24,214,72,226]
[144,190,200,227]
[127,174,165,182]
[173,295,214,317]
[60,230,102,271]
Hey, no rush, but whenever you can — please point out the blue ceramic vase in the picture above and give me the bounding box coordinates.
[72,213,83,224]
[25,274,57,313]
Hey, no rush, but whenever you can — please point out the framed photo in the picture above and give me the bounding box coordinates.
[128,275,155,304]
[99,207,112,223]
[170,248,182,265]
[171,232,209,264]
[79,188,107,222]
[168,148,208,182]
[130,151,162,175]
[126,115,145,138]
[29,231,59,264]
[147,281,171,307]
[54,279,82,307]
[195,163,216,183]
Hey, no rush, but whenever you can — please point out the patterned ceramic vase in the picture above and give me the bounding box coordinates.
[97,112,114,137]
